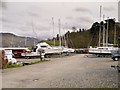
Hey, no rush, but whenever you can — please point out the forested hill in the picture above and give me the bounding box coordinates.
[45,19,120,48]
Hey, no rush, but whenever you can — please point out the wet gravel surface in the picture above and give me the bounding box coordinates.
[2,54,118,88]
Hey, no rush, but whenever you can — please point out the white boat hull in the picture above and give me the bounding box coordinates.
[89,46,118,55]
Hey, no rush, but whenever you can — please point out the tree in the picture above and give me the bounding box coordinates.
[79,29,82,32]
[56,34,59,40]
[72,27,77,32]
[118,36,120,48]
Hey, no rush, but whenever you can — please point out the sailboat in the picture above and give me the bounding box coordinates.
[51,18,74,53]
[21,18,64,58]
[34,18,64,56]
[89,20,118,56]
[31,18,74,56]
[62,24,75,53]
[89,6,118,56]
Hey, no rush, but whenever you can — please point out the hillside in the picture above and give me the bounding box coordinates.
[68,20,120,48]
[45,19,120,48]
[0,33,39,47]
[1,19,120,48]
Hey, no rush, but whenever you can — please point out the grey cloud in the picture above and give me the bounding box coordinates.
[28,11,41,17]
[77,17,94,23]
[0,2,7,9]
[1,2,118,40]
[25,21,50,31]
[36,27,49,31]
[103,6,115,11]
[2,18,12,23]
[74,7,91,13]
[66,16,74,20]
[0,1,1,7]
[2,16,24,26]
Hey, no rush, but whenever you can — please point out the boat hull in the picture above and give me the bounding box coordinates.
[89,46,118,55]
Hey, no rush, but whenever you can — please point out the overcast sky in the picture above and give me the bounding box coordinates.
[0,0,119,40]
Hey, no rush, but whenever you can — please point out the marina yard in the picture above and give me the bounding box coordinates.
[2,54,119,88]
[1,1,120,89]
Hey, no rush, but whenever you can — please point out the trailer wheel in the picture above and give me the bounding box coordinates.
[113,57,118,61]
[118,69,120,73]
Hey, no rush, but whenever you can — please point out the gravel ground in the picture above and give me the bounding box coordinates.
[2,54,118,88]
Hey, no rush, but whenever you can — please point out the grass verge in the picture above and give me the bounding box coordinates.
[30,60,50,65]
[3,59,50,69]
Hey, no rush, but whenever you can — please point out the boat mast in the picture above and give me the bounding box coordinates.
[64,23,67,48]
[63,27,67,48]
[114,19,116,45]
[52,17,55,46]
[98,5,102,47]
[11,35,14,47]
[102,14,105,47]
[31,20,39,47]
[32,21,36,47]
[25,37,27,48]
[66,23,69,48]
[58,19,61,47]
[106,17,109,47]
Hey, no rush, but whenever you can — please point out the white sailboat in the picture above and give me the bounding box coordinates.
[34,18,63,55]
[62,24,75,53]
[31,18,74,56]
[21,19,63,58]
[89,6,118,56]
[89,44,118,55]
[89,19,118,55]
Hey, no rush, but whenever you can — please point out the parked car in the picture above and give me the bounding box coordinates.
[75,49,84,54]
[111,49,120,61]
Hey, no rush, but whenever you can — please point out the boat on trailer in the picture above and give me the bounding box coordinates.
[88,6,118,56]
[36,42,63,55]
[89,45,118,56]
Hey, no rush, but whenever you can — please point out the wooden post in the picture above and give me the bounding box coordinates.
[0,50,8,69]
[38,49,45,61]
